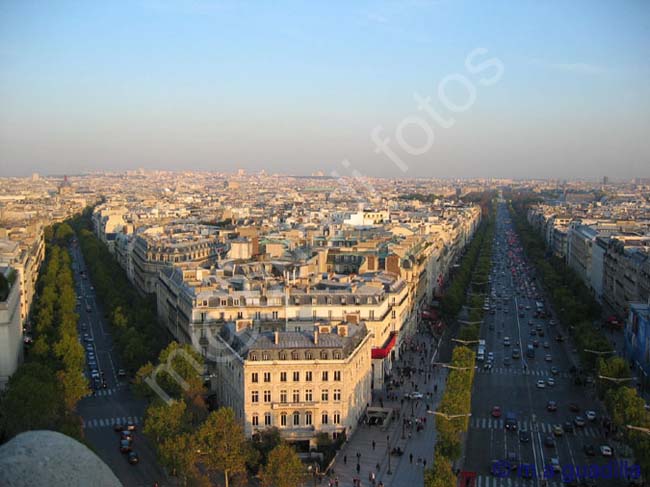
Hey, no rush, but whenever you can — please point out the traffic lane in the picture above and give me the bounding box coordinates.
[84,420,164,487]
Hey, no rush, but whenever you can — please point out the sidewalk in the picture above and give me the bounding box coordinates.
[329,330,445,487]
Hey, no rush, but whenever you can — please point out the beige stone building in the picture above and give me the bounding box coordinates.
[208,321,372,447]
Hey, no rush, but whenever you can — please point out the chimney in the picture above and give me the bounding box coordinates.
[314,330,319,345]
[274,331,279,345]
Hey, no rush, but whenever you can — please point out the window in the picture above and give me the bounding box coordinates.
[333,412,341,424]
[369,310,375,320]
[321,389,329,401]
[293,371,300,381]
[252,414,259,426]
[293,411,300,426]
[322,371,328,381]
[251,391,259,403]
[313,310,317,319]
[305,371,312,381]
[280,372,287,382]
[334,371,341,381]
[322,412,328,425]
[237,311,243,319]
[305,389,312,402]
[321,351,328,360]
[272,311,278,319]
[251,372,258,383]
[264,413,272,426]
[250,353,257,361]
[391,310,396,319]
[328,310,332,320]
[264,390,271,403]
[305,351,313,360]
[279,351,287,360]
[292,351,299,360]
[333,351,341,359]
[333,389,341,401]
[262,352,270,360]
[263,372,271,383]
[293,390,300,403]
[281,413,287,427]
[305,411,312,425]
[280,390,287,403]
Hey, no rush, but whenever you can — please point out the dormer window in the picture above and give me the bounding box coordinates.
[250,353,257,361]
[320,351,328,360]
[279,351,287,360]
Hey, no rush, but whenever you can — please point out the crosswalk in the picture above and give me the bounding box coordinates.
[475,474,563,487]
[469,417,600,437]
[84,387,120,397]
[82,416,143,429]
[478,367,571,378]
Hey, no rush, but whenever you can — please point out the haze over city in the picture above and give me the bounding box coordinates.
[1,0,649,179]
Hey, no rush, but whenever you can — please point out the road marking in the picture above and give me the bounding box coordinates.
[82,416,144,429]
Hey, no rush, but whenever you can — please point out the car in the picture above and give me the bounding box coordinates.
[505,412,517,431]
[546,378,555,387]
[574,416,586,427]
[120,430,133,442]
[550,457,561,473]
[483,362,493,371]
[569,403,580,413]
[556,334,565,342]
[552,424,564,436]
[503,337,511,346]
[532,340,540,348]
[512,349,520,359]
[487,352,494,361]
[491,406,502,418]
[550,366,559,375]
[101,380,108,389]
[503,357,512,367]
[563,421,574,433]
[87,360,97,369]
[114,423,125,432]
[536,379,546,389]
[409,392,424,400]
[600,445,613,457]
[119,439,132,453]
[117,369,126,378]
[547,400,558,412]
[543,341,550,349]
[127,451,139,465]
[544,436,555,448]
[584,444,597,456]
[126,419,136,431]
[544,354,552,362]
[586,410,596,421]
[537,329,545,337]
[549,320,556,326]
[84,336,93,343]
[90,369,100,379]
[519,429,530,443]
[530,329,537,336]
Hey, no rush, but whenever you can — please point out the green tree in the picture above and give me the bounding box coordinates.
[195,408,248,487]
[260,443,305,487]
[57,369,89,413]
[144,399,188,444]
[54,223,74,244]
[425,455,457,487]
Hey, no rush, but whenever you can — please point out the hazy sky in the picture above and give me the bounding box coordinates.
[1,0,649,179]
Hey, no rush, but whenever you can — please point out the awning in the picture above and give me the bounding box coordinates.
[372,332,397,359]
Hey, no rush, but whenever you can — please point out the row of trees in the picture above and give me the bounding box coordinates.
[69,209,167,372]
[508,199,650,477]
[137,343,305,487]
[0,224,88,442]
[509,199,608,369]
[425,346,476,487]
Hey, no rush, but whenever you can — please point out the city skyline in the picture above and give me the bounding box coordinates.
[1,0,649,179]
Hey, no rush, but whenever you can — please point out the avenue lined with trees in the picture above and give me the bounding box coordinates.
[0,223,88,442]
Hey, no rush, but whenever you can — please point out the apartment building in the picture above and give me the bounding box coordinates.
[602,237,650,317]
[0,267,22,389]
[209,321,372,448]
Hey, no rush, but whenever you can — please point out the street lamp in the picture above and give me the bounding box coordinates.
[386,434,392,475]
[427,410,472,420]
[583,349,616,356]
[431,361,474,371]
[598,375,637,384]
[626,425,650,435]
[451,338,481,346]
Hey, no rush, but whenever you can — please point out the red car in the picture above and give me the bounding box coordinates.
[492,406,502,418]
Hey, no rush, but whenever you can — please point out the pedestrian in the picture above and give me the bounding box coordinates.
[372,440,376,450]
[335,478,339,487]
[343,455,347,465]
[356,463,361,474]
[409,453,413,464]
[357,451,361,460]
[434,385,438,393]
[423,459,427,468]
[376,462,380,471]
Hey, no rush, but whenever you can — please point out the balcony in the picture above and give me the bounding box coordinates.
[271,401,318,410]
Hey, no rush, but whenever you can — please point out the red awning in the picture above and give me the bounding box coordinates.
[372,332,397,359]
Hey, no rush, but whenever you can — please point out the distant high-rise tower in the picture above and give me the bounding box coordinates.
[603,176,609,185]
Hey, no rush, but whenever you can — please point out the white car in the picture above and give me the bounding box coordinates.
[546,378,555,387]
[586,410,596,421]
[600,445,613,457]
[487,352,494,361]
[536,379,546,389]
[409,392,424,400]
[503,337,511,346]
